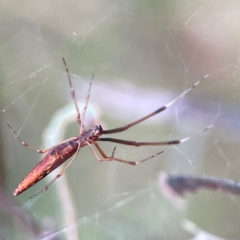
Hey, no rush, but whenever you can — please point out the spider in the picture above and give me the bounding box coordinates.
[8,58,211,197]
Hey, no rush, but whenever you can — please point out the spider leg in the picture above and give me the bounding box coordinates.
[80,75,94,134]
[99,124,215,147]
[62,58,82,126]
[102,75,208,134]
[7,123,77,154]
[8,123,50,153]
[29,143,81,199]
[98,138,180,146]
[88,142,163,165]
[94,143,108,158]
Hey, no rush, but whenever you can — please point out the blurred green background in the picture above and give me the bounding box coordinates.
[1,1,240,239]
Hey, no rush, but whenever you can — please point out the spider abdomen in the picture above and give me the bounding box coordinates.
[13,140,78,196]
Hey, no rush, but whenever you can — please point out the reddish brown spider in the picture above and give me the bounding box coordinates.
[8,58,211,198]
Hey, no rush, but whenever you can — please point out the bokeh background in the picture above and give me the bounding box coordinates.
[1,1,240,239]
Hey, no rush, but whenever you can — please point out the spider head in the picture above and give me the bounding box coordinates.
[92,125,103,137]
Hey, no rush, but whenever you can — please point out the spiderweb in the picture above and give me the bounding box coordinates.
[1,1,240,239]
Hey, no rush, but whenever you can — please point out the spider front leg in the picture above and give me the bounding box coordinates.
[98,124,215,147]
[102,75,208,134]
[88,142,163,165]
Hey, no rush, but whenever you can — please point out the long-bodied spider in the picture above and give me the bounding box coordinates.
[8,58,212,197]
